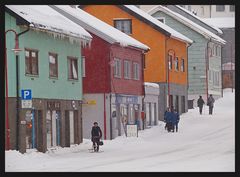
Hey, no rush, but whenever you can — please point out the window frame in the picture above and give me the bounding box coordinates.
[133,62,140,80]
[82,56,86,77]
[168,54,173,70]
[49,52,58,78]
[114,58,122,78]
[181,58,185,72]
[216,5,225,12]
[67,56,79,80]
[25,48,39,76]
[113,19,132,35]
[175,57,179,71]
[124,60,131,79]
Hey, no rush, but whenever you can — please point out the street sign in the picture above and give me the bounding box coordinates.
[126,124,138,137]
[22,100,32,108]
[21,89,32,108]
[21,89,32,100]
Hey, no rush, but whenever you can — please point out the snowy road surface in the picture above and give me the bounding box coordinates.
[5,89,235,172]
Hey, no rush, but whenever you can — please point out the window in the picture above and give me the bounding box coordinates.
[175,57,179,71]
[217,46,221,57]
[133,62,140,80]
[82,56,86,77]
[124,60,131,79]
[114,58,121,78]
[213,71,220,86]
[230,5,235,12]
[67,57,78,80]
[49,53,58,78]
[181,58,185,72]
[157,17,165,23]
[114,19,132,35]
[216,5,225,12]
[209,70,212,81]
[25,49,39,75]
[168,55,173,70]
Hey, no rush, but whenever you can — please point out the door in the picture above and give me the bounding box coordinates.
[69,111,74,145]
[175,95,179,113]
[181,96,185,113]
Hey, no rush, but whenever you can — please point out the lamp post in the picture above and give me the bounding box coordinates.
[230,42,233,92]
[5,29,21,150]
[167,49,175,109]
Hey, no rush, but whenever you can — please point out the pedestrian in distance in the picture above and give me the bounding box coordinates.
[207,94,215,115]
[165,107,173,132]
[172,109,180,132]
[164,107,170,130]
[91,122,102,152]
[197,95,205,115]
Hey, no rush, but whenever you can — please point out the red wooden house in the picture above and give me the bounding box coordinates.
[53,5,149,139]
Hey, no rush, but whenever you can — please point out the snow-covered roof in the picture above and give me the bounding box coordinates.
[147,5,226,44]
[5,5,92,44]
[144,82,159,88]
[201,17,235,29]
[174,5,223,34]
[50,5,150,51]
[122,5,193,44]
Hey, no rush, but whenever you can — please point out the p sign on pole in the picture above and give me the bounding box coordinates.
[21,89,32,108]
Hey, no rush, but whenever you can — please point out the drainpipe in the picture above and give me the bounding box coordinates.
[109,45,113,140]
[205,38,212,101]
[141,49,148,129]
[16,26,30,152]
[186,41,192,110]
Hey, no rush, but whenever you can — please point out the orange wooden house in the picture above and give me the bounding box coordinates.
[80,5,193,120]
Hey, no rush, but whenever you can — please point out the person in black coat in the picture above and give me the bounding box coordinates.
[197,95,205,115]
[207,94,215,115]
[91,122,102,152]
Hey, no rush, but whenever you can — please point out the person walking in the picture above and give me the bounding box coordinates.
[172,109,180,132]
[165,107,173,132]
[91,122,102,152]
[207,94,215,115]
[164,107,170,130]
[197,95,205,115]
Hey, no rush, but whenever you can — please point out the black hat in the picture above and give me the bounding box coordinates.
[93,122,98,125]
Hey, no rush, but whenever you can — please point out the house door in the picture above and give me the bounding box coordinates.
[181,96,185,113]
[175,95,179,113]
[65,110,76,146]
[46,110,61,148]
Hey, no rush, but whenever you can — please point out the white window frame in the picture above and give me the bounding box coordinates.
[114,19,132,35]
[114,58,121,78]
[82,56,86,77]
[181,58,185,72]
[124,60,131,79]
[175,57,179,71]
[133,62,140,80]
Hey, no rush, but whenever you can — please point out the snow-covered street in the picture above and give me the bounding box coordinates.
[5,89,235,172]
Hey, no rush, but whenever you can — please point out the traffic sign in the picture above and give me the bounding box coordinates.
[21,89,32,100]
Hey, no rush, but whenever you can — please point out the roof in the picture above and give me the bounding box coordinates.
[5,5,92,44]
[51,5,150,51]
[174,5,223,34]
[147,5,226,44]
[120,5,193,44]
[201,17,235,29]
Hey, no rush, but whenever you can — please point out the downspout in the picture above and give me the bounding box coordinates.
[206,38,212,101]
[186,41,192,110]
[165,36,170,109]
[109,45,113,140]
[141,49,148,130]
[16,26,30,152]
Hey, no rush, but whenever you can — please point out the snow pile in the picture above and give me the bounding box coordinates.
[144,82,159,88]
[6,5,92,45]
[201,17,235,29]
[51,5,149,51]
[5,89,234,172]
[123,5,193,44]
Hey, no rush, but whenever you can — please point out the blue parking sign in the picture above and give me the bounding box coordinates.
[21,89,32,100]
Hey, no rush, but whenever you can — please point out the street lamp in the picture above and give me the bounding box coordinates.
[167,49,175,109]
[5,29,22,150]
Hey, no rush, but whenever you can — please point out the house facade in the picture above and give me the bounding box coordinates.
[80,5,192,122]
[5,5,92,153]
[52,5,149,139]
[148,5,226,107]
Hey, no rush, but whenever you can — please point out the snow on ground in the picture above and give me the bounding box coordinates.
[5,89,235,172]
